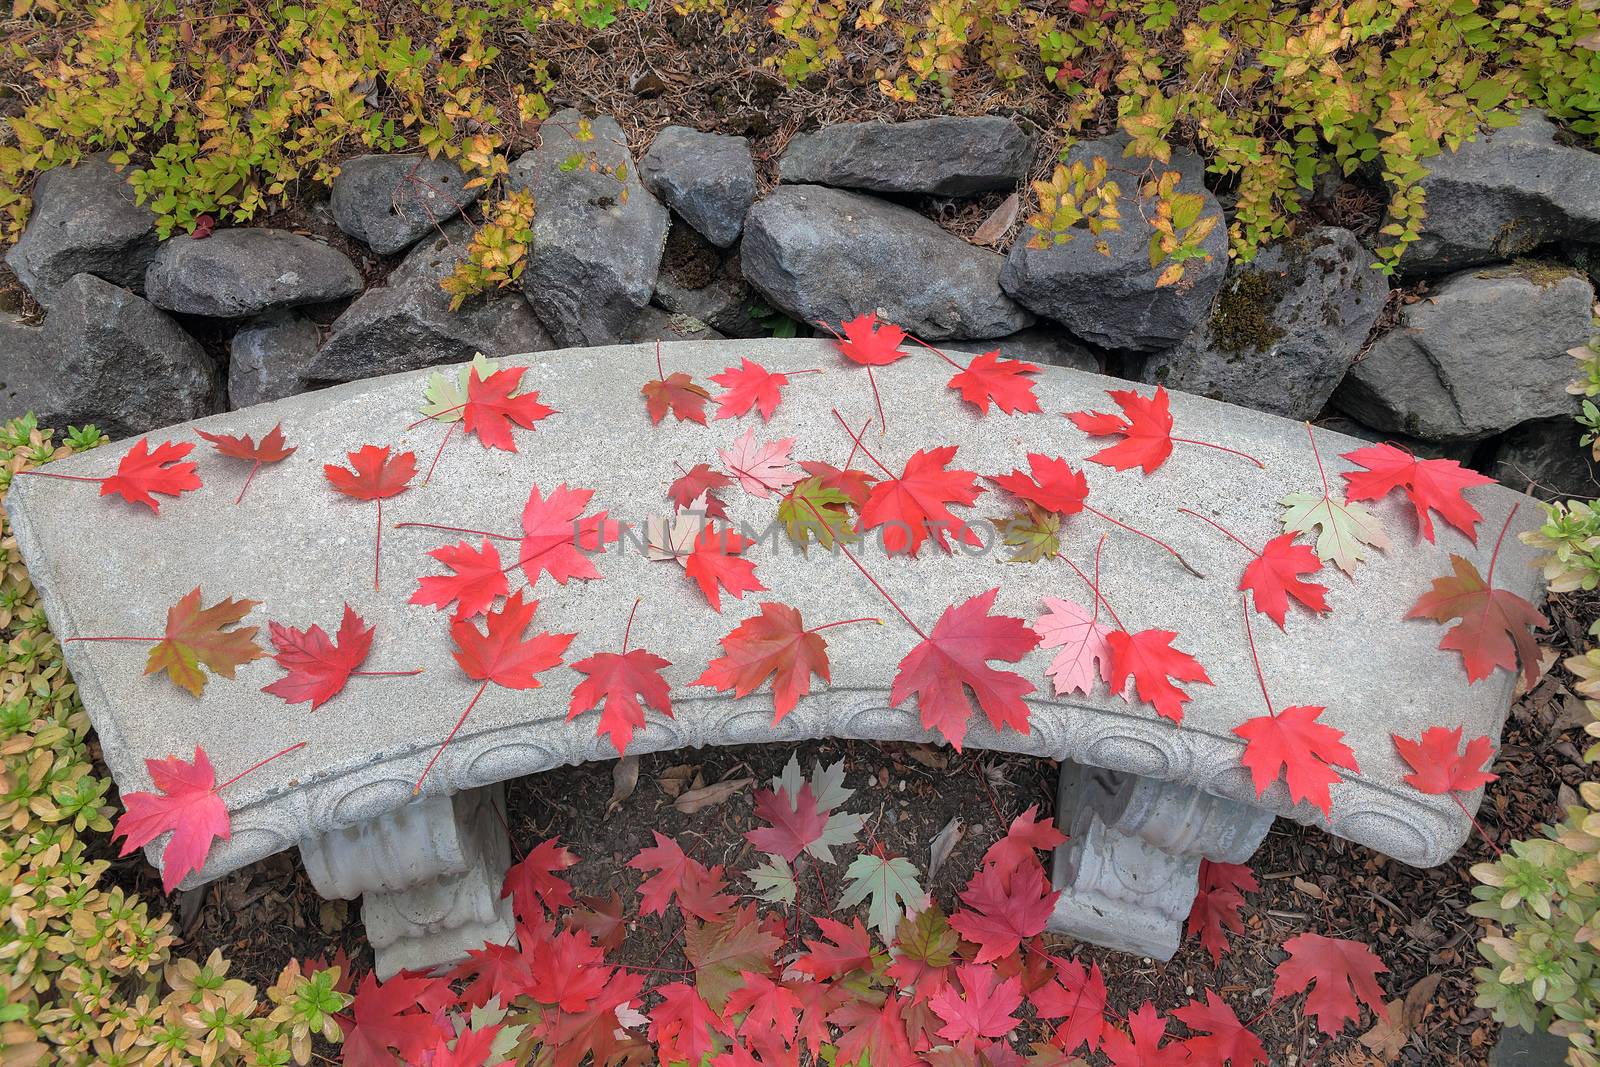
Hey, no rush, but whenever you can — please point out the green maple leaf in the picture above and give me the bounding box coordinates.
[777,477,857,553]
[893,904,958,968]
[420,352,500,423]
[1279,488,1389,576]
[838,854,925,940]
[684,904,781,1010]
[766,755,865,863]
[746,857,797,904]
[992,504,1061,564]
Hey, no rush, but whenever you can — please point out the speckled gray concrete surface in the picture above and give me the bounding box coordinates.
[6,339,1544,887]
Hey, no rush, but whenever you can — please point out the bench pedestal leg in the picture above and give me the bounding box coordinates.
[299,784,516,979]
[1048,763,1274,960]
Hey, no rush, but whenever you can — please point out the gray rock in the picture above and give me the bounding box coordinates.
[5,155,158,306]
[0,274,215,436]
[778,117,1033,196]
[1141,227,1388,419]
[1489,1025,1573,1066]
[330,154,483,255]
[1334,265,1594,440]
[639,128,756,248]
[1000,134,1228,352]
[946,324,1100,373]
[145,229,365,317]
[741,184,1033,341]
[623,305,726,343]
[654,221,767,337]
[508,109,669,346]
[229,311,321,408]
[1406,111,1600,273]
[1491,418,1599,501]
[308,221,552,382]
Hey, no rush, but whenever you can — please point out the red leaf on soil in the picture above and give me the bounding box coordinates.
[501,837,578,922]
[1101,1001,1182,1067]
[324,444,416,500]
[829,995,918,1067]
[101,438,204,511]
[1066,388,1175,474]
[452,590,575,690]
[694,602,831,723]
[890,588,1040,751]
[463,365,555,451]
[340,971,451,1067]
[1391,725,1498,795]
[519,483,618,587]
[948,861,1060,964]
[1233,704,1359,816]
[1272,933,1389,1037]
[1340,442,1494,543]
[859,445,985,557]
[111,745,230,893]
[412,539,509,620]
[988,454,1089,516]
[670,463,735,520]
[725,972,803,1064]
[800,460,875,508]
[948,351,1041,415]
[1173,991,1266,1067]
[981,804,1067,883]
[745,782,828,862]
[833,312,910,366]
[1407,553,1545,689]
[1241,534,1329,630]
[794,916,878,980]
[712,358,790,421]
[930,963,1024,1041]
[261,604,375,709]
[1186,859,1259,966]
[685,525,766,611]
[568,646,674,756]
[650,983,727,1067]
[628,832,736,921]
[449,936,536,1011]
[643,370,712,425]
[528,927,613,1012]
[1032,958,1107,1054]
[533,969,647,1067]
[1106,628,1211,723]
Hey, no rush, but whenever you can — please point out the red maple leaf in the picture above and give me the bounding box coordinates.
[418,1024,515,1067]
[859,445,985,557]
[1172,991,1266,1067]
[1186,859,1259,966]
[725,971,802,1061]
[1066,388,1175,474]
[987,454,1088,516]
[101,438,204,512]
[1106,629,1211,723]
[793,916,878,980]
[411,539,509,620]
[533,968,647,1067]
[745,782,828,863]
[111,745,231,893]
[340,971,451,1067]
[1101,1002,1182,1067]
[519,483,617,586]
[981,804,1067,883]
[568,646,674,756]
[930,963,1024,1041]
[685,525,766,611]
[628,832,736,921]
[1032,958,1107,1055]
[829,996,918,1067]
[1407,553,1545,689]
[712,358,790,421]
[650,983,727,1067]
[832,312,909,366]
[196,423,295,503]
[693,603,831,723]
[1233,704,1359,816]
[1241,534,1328,630]
[261,604,378,710]
[463,365,555,451]
[1340,442,1494,543]
[570,892,627,953]
[501,837,578,922]
[642,371,712,425]
[890,588,1040,751]
[800,460,875,508]
[324,444,416,501]
[449,936,536,1010]
[527,927,613,1012]
[948,862,1059,964]
[1271,933,1388,1037]
[670,463,735,520]
[947,351,1041,415]
[1391,725,1498,795]
[720,428,805,498]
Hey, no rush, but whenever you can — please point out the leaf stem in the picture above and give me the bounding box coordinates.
[394,521,519,541]
[405,402,467,431]
[1087,504,1205,577]
[1058,549,1127,632]
[1176,506,1258,556]
[818,320,888,433]
[374,499,383,592]
[799,497,926,640]
[830,408,895,478]
[234,461,261,505]
[415,679,489,794]
[907,333,966,371]
[1303,421,1331,497]
[621,597,641,654]
[1170,436,1266,469]
[1485,501,1520,588]
[421,420,457,488]
[654,339,666,383]
[350,669,426,678]
[216,740,308,794]
[64,635,163,644]
[1241,596,1276,719]
[1452,792,1504,858]
[14,470,105,484]
[805,617,884,633]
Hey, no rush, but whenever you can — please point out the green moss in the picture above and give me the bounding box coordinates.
[1208,269,1287,353]
[1474,259,1584,287]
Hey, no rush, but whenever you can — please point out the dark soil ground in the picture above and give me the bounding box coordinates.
[88,587,1597,1067]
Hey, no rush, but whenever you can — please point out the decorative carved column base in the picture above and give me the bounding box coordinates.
[300,784,515,979]
[1048,763,1274,960]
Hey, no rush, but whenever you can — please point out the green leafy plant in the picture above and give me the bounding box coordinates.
[1024,157,1122,251]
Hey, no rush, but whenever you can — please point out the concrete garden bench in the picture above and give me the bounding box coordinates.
[6,338,1542,977]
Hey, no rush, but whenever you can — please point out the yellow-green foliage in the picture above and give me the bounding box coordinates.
[1024,157,1121,249]
[0,416,350,1066]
